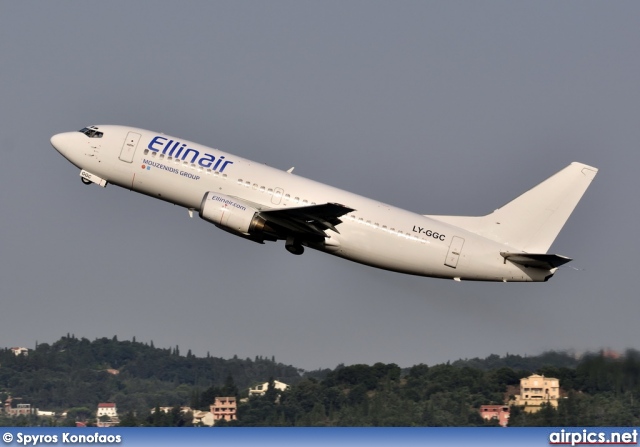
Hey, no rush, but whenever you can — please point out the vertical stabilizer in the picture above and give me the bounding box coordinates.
[427,162,598,252]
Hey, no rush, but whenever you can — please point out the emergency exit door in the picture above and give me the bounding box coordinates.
[445,236,465,268]
[271,187,284,205]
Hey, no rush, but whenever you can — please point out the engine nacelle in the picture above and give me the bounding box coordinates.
[199,192,273,242]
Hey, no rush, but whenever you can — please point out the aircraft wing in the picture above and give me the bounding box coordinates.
[259,203,355,240]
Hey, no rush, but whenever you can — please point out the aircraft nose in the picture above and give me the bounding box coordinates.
[50,133,64,151]
[50,132,76,161]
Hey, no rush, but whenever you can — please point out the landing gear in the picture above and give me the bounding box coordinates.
[78,170,108,187]
[285,237,304,255]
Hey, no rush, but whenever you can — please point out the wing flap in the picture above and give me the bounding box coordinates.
[260,203,355,239]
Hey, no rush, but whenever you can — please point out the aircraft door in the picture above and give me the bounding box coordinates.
[445,236,465,268]
[119,131,142,163]
[271,187,284,205]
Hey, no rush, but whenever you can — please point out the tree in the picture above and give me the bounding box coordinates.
[221,375,238,398]
[66,407,92,423]
[264,377,278,403]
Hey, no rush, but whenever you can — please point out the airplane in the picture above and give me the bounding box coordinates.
[51,125,598,282]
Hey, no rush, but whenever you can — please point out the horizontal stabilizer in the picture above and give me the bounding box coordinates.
[500,252,572,269]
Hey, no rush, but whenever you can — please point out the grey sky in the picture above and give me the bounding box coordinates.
[1,1,638,370]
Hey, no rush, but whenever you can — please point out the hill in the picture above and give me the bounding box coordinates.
[1,336,639,427]
[0,335,301,419]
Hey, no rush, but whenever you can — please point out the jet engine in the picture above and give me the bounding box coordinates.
[199,192,276,242]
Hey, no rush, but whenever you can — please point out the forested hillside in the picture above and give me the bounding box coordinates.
[1,336,639,427]
[0,335,301,424]
[235,352,640,427]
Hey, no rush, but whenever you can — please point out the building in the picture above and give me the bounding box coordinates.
[248,380,290,397]
[150,406,193,415]
[10,347,28,357]
[513,374,560,412]
[211,397,237,422]
[4,397,37,416]
[192,410,215,427]
[96,403,119,427]
[479,405,510,427]
[5,403,36,417]
[97,402,118,418]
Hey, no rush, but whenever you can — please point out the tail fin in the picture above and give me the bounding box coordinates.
[427,162,598,252]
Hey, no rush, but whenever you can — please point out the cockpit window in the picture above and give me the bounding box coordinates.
[78,126,103,138]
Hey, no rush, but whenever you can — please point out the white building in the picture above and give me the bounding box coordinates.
[96,403,119,427]
[248,380,290,397]
[97,402,118,418]
[513,374,560,412]
[192,410,215,427]
[10,347,28,356]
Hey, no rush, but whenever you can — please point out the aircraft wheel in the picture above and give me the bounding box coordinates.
[81,177,92,185]
[285,239,304,255]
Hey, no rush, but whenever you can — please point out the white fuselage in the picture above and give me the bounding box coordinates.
[51,125,557,282]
